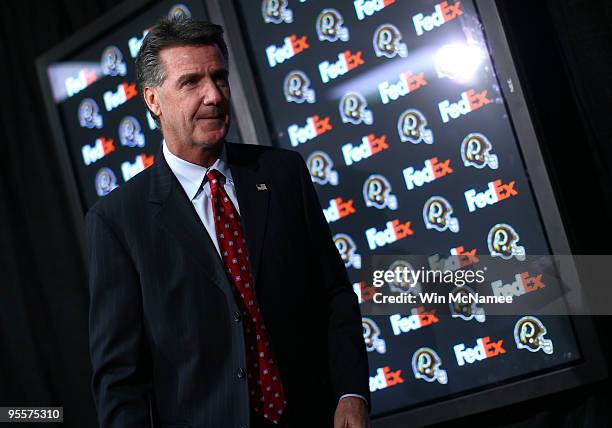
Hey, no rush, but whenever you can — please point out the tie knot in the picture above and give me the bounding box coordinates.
[206,169,221,185]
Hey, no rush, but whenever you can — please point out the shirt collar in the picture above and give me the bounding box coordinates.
[162,140,234,200]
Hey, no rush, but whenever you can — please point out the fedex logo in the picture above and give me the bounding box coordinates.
[323,197,356,223]
[103,82,138,112]
[492,272,545,298]
[354,0,396,21]
[288,115,332,147]
[413,1,464,36]
[390,307,439,335]
[65,68,97,97]
[319,50,364,83]
[378,70,428,105]
[465,179,518,212]
[454,336,505,366]
[429,246,479,271]
[81,137,115,166]
[403,157,453,191]
[128,28,150,58]
[121,154,154,182]
[439,89,491,123]
[366,219,413,250]
[342,134,388,166]
[369,366,403,392]
[266,34,309,67]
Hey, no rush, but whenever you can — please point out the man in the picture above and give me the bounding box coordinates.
[86,18,370,428]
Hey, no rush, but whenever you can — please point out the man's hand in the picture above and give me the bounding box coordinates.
[334,397,370,428]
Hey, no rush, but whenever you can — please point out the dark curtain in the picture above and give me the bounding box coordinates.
[0,1,609,427]
[497,0,612,254]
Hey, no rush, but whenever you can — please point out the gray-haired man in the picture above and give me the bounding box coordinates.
[86,18,370,428]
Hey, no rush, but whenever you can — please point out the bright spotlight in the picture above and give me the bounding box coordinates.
[435,43,484,83]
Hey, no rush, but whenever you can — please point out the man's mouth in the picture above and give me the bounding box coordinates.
[196,114,225,121]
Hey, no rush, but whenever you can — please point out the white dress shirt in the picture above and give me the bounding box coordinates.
[163,140,240,257]
[162,141,367,407]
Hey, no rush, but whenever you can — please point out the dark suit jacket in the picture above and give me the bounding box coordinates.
[85,142,370,428]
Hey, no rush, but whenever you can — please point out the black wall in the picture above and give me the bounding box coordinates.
[0,1,609,427]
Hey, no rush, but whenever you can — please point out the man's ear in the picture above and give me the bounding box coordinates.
[143,86,162,118]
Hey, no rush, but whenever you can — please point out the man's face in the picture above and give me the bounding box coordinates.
[147,44,231,150]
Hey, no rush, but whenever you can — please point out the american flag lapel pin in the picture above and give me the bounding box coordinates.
[256,183,268,191]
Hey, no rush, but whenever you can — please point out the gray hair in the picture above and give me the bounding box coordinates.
[134,18,229,128]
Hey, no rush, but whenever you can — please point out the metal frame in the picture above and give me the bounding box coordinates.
[476,1,588,316]
[213,0,608,426]
[35,0,159,262]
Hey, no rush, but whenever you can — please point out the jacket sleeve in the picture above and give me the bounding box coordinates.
[294,152,371,407]
[85,209,153,427]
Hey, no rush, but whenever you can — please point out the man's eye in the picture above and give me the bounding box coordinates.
[182,80,196,87]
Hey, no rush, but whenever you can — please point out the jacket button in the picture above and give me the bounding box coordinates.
[233,311,242,322]
[237,368,246,379]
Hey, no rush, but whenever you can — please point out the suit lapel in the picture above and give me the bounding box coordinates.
[149,147,229,290]
[225,143,269,286]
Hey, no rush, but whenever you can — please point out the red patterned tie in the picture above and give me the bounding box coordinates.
[206,169,286,423]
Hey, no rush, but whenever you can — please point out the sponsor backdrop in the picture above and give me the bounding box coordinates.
[44,0,241,209]
[235,0,582,417]
[39,0,585,419]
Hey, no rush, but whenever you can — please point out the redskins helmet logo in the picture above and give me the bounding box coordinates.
[95,167,118,197]
[339,92,373,125]
[386,260,421,295]
[373,23,408,59]
[333,233,361,269]
[316,8,349,42]
[119,116,145,148]
[397,109,434,145]
[168,4,192,20]
[78,98,103,129]
[101,46,127,77]
[423,196,459,233]
[362,317,386,354]
[461,133,499,170]
[283,70,315,104]
[262,0,293,24]
[412,347,448,384]
[307,151,338,186]
[514,316,554,354]
[449,286,486,322]
[488,223,526,261]
[363,174,398,210]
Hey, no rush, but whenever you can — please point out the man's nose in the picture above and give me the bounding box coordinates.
[201,78,223,105]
